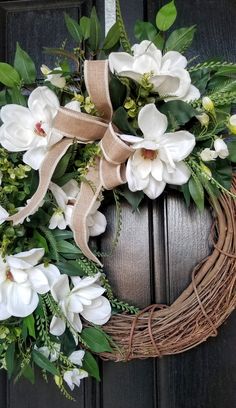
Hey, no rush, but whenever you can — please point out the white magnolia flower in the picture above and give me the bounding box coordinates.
[49,273,111,336]
[49,180,107,236]
[200,148,217,162]
[64,368,88,391]
[0,248,60,319]
[41,65,66,89]
[109,40,200,102]
[36,343,61,362]
[122,104,195,199]
[0,88,81,171]
[214,138,229,159]
[0,205,9,225]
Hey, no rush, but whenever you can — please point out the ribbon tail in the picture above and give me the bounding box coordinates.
[71,160,103,267]
[8,139,73,225]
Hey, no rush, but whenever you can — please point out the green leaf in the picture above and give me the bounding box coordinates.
[80,16,91,40]
[82,351,100,381]
[119,186,144,211]
[52,229,73,240]
[52,149,72,180]
[181,183,191,207]
[156,1,177,32]
[188,175,204,211]
[227,139,236,162]
[134,21,157,42]
[109,75,127,110]
[89,7,101,51]
[57,240,82,254]
[23,314,36,339]
[152,32,165,50]
[103,21,120,50]
[0,63,21,87]
[22,365,35,385]
[165,26,196,53]
[33,230,49,253]
[6,343,15,378]
[14,43,36,84]
[211,159,232,190]
[0,89,7,106]
[57,261,85,276]
[32,350,59,376]
[64,13,82,43]
[113,107,137,135]
[81,327,113,353]
[159,100,197,128]
[8,87,27,106]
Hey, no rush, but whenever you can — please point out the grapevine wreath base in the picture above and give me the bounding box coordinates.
[101,179,236,361]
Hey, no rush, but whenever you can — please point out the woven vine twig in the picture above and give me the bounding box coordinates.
[101,176,236,361]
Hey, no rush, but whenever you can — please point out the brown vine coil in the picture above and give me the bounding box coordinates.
[101,176,236,361]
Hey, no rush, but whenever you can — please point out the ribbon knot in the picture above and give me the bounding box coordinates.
[8,60,133,266]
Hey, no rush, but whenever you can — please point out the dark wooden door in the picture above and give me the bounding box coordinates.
[0,1,235,407]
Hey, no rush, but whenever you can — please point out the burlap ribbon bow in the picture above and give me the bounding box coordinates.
[8,60,134,266]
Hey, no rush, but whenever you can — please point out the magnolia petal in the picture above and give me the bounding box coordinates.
[151,157,163,181]
[0,104,35,128]
[62,179,80,199]
[63,371,74,390]
[28,86,59,123]
[51,274,70,302]
[160,131,195,162]
[81,296,111,325]
[49,182,67,209]
[10,268,28,284]
[163,161,191,185]
[126,158,149,192]
[71,273,100,289]
[65,101,81,112]
[38,264,61,288]
[132,41,162,70]
[119,134,143,144]
[28,267,50,294]
[6,248,44,269]
[0,205,9,225]
[134,158,152,179]
[23,146,48,170]
[108,52,134,74]
[77,284,105,300]
[7,284,38,317]
[143,176,166,199]
[71,313,83,333]
[133,54,159,75]
[69,350,85,367]
[0,302,11,320]
[157,70,191,100]
[50,315,66,336]
[161,51,187,70]
[68,294,84,313]
[181,84,201,102]
[88,211,107,237]
[0,123,36,151]
[138,103,168,141]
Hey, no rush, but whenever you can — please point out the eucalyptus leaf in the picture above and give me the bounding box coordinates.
[52,229,73,240]
[81,327,113,353]
[103,21,120,50]
[82,351,100,381]
[80,16,91,40]
[32,350,59,376]
[188,175,205,211]
[33,230,49,253]
[109,75,127,110]
[165,26,196,53]
[57,260,85,276]
[119,186,144,211]
[52,148,72,180]
[57,240,82,254]
[23,314,36,339]
[14,42,36,84]
[89,7,101,51]
[8,87,27,106]
[22,365,35,384]
[156,0,177,32]
[64,12,82,43]
[0,63,21,87]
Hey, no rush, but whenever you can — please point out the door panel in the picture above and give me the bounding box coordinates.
[0,1,235,407]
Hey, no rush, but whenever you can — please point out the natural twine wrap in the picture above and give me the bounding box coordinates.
[8,60,236,360]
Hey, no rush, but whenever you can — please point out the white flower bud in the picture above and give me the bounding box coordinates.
[228,114,236,135]
[40,64,51,75]
[214,138,229,159]
[41,65,66,89]
[200,148,217,162]
[196,113,210,127]
[202,97,215,113]
[200,163,212,179]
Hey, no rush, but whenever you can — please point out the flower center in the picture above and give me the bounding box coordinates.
[34,122,46,137]
[141,148,158,160]
[6,270,14,281]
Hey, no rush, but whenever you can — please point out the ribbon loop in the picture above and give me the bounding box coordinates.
[100,123,134,165]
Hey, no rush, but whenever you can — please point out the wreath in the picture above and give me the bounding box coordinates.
[0,0,235,400]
